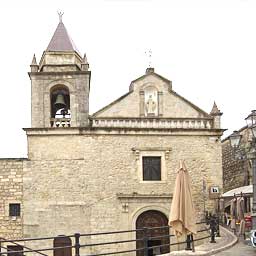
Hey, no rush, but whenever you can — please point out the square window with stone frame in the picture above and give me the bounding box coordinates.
[142,156,161,181]
[9,203,21,217]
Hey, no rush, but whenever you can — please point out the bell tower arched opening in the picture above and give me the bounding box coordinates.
[50,85,71,127]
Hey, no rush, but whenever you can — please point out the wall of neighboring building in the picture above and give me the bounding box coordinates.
[0,158,24,239]
[222,128,251,193]
[23,129,222,254]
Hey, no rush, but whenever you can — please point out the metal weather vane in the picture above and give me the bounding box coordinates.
[145,49,153,68]
[58,11,64,22]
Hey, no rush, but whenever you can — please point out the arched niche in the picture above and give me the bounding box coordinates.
[144,86,158,116]
[140,84,163,117]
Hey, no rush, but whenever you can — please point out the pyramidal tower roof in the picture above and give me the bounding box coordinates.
[46,15,80,55]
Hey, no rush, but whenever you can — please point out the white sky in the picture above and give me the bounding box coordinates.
[0,0,255,157]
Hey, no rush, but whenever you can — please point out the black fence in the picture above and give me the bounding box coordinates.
[0,217,219,256]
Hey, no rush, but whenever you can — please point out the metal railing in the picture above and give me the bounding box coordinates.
[0,218,219,256]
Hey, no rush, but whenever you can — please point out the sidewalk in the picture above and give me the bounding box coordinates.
[166,226,238,256]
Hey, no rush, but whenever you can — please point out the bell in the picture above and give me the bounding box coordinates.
[54,94,66,108]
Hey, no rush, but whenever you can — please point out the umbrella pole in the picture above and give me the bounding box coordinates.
[185,234,192,250]
[191,234,195,252]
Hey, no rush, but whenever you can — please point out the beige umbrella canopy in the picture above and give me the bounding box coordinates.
[169,160,197,237]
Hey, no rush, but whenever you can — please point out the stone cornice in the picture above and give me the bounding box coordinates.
[28,70,91,77]
[23,127,225,136]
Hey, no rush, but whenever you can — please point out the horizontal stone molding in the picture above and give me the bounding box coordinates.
[116,193,172,199]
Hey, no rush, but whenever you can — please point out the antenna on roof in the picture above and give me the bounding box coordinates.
[58,11,64,23]
[145,49,152,68]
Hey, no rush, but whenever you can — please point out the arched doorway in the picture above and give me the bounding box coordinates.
[136,210,170,256]
[53,236,72,256]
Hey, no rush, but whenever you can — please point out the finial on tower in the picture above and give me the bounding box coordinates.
[83,53,88,64]
[81,53,89,71]
[210,101,222,116]
[30,54,39,72]
[31,54,37,66]
[58,11,64,23]
[210,101,222,129]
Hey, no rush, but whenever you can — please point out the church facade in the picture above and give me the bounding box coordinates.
[0,19,224,255]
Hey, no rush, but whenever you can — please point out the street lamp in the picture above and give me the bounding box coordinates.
[245,110,256,139]
[229,110,256,230]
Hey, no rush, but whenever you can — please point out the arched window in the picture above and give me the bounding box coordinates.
[50,85,71,127]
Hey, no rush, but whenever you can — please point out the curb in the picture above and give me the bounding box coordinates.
[205,226,238,256]
[167,226,238,256]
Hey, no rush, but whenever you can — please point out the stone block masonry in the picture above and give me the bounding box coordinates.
[0,158,25,239]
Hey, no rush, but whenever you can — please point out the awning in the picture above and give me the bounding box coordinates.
[222,185,252,198]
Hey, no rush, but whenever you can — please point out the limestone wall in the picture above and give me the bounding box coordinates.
[222,128,251,193]
[23,130,222,254]
[0,158,24,239]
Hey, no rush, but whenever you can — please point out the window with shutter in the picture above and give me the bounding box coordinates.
[142,156,161,181]
[9,203,21,217]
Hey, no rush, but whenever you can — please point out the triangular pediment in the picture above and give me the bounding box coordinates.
[93,70,210,119]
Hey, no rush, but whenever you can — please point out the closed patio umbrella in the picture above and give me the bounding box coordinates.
[230,195,237,231]
[237,194,245,237]
[169,160,197,238]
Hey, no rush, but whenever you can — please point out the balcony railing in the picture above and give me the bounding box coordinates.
[0,220,215,256]
[49,117,214,129]
[50,118,71,128]
[92,118,213,129]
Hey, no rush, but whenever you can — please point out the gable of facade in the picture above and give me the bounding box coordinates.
[93,68,209,119]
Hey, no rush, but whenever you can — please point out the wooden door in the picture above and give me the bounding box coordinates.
[53,236,72,256]
[136,210,170,256]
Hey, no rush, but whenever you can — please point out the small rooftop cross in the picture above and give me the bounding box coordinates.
[58,11,64,23]
[145,49,152,68]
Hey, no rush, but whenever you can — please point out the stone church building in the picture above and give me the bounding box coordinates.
[0,19,224,255]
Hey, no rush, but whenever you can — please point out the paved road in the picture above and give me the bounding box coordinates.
[213,240,255,256]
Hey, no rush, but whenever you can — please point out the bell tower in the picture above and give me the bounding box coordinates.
[29,15,90,128]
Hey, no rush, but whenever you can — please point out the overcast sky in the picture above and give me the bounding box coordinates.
[0,0,255,157]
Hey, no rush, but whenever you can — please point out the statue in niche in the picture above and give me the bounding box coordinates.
[146,95,156,115]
